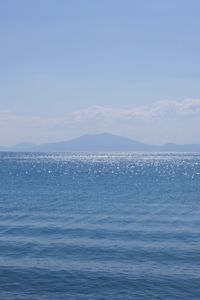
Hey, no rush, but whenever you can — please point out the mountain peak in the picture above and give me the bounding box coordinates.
[1,133,200,152]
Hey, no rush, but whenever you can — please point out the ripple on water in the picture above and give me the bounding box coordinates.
[0,152,200,299]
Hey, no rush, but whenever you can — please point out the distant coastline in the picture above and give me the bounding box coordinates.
[1,133,200,152]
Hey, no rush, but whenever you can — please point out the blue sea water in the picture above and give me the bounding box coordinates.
[0,152,200,299]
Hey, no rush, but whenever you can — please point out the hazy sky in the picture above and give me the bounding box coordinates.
[1,0,200,145]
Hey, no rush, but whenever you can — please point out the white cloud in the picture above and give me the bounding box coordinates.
[68,99,200,122]
[1,98,200,126]
[150,99,200,117]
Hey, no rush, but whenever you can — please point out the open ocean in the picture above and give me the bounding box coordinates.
[0,152,200,299]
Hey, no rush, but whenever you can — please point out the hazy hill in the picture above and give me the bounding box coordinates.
[36,133,156,152]
[1,133,200,152]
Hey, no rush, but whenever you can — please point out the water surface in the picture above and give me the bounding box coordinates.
[0,152,200,299]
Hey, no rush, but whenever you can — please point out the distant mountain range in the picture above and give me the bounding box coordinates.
[1,133,200,152]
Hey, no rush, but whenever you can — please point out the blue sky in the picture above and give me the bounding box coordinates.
[0,0,200,145]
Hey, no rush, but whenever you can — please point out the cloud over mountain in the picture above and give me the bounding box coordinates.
[1,98,200,145]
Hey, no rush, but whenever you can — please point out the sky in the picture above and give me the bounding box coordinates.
[0,0,200,145]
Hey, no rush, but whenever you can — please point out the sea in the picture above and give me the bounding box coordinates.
[0,152,200,299]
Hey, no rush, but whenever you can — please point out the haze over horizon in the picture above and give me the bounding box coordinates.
[1,0,200,146]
